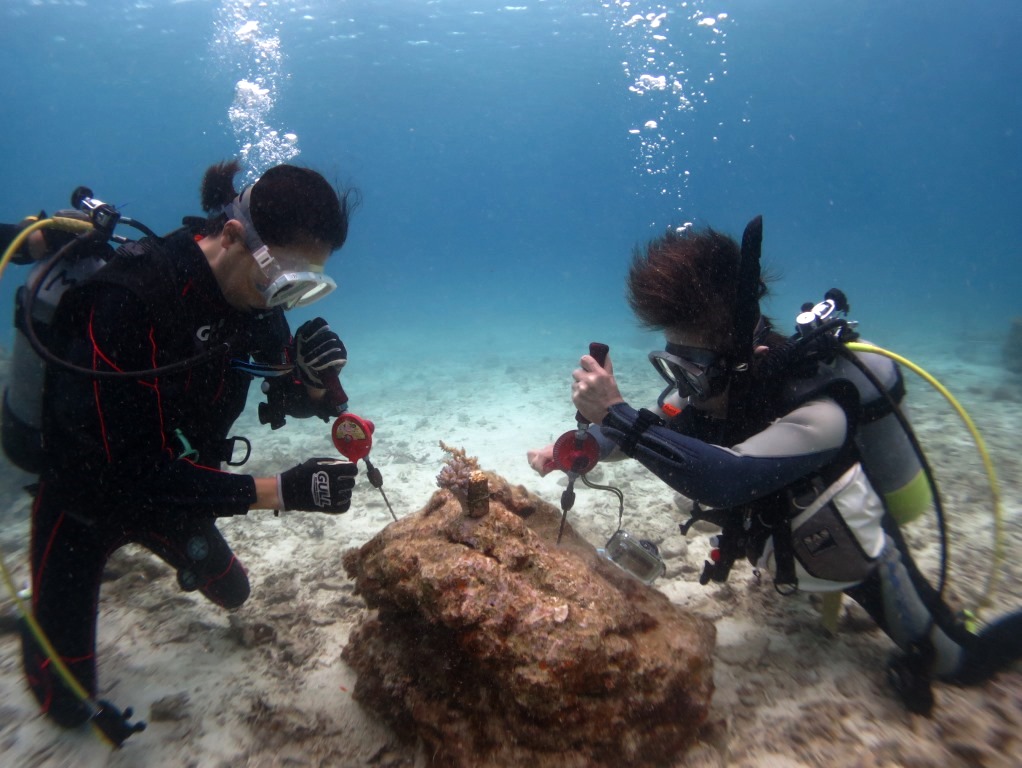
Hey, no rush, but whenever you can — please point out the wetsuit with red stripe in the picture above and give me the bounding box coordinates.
[22,229,325,726]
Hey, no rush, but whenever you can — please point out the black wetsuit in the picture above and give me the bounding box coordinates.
[22,229,326,726]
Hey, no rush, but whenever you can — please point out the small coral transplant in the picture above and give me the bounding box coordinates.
[436,440,482,498]
[437,441,492,518]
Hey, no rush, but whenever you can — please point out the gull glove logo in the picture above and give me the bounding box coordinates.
[312,469,331,508]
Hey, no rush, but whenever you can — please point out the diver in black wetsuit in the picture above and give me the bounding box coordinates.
[4,160,361,736]
[529,218,1022,713]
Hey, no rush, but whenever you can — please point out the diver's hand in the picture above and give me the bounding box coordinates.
[6,211,48,264]
[527,444,556,476]
[572,352,624,425]
[294,318,347,389]
[278,458,358,513]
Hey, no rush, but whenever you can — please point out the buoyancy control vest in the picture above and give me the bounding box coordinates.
[747,366,883,593]
[0,218,199,475]
[688,346,925,593]
[2,217,114,473]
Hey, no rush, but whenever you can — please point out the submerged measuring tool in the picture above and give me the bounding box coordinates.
[324,372,397,521]
[549,342,609,543]
[543,342,666,584]
[331,413,397,521]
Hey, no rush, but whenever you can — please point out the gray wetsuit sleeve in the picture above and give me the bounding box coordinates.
[601,399,847,508]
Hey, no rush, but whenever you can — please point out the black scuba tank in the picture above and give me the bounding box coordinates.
[1,215,113,474]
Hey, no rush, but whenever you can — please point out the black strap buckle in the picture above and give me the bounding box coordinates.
[618,407,663,456]
[221,435,252,467]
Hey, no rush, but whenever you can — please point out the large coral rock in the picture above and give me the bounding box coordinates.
[341,471,716,768]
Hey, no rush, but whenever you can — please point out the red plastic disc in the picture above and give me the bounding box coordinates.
[332,413,375,462]
[551,430,600,475]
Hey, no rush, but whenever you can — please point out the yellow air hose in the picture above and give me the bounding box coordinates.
[0,216,94,278]
[0,216,122,747]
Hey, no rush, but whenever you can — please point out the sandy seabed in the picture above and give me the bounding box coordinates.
[1,326,1021,768]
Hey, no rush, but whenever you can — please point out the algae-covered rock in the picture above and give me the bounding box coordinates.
[341,468,715,768]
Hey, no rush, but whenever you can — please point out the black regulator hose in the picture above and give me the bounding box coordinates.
[22,228,230,380]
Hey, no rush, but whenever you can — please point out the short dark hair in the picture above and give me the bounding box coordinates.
[200,159,357,252]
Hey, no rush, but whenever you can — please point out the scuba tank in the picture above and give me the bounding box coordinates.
[1,210,113,473]
[832,347,932,526]
[788,292,931,527]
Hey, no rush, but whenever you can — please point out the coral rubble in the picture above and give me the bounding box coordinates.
[341,463,716,768]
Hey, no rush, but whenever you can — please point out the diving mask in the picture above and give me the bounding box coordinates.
[223,185,337,309]
[648,343,726,401]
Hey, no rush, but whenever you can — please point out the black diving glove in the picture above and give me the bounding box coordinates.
[294,318,347,389]
[278,458,358,513]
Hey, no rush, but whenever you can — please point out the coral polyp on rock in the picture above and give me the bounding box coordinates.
[435,441,480,498]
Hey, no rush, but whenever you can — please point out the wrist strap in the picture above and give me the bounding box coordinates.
[615,407,664,456]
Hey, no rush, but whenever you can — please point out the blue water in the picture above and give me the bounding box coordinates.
[1,0,1020,358]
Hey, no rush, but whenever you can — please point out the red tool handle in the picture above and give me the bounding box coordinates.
[574,342,609,426]
[321,370,349,415]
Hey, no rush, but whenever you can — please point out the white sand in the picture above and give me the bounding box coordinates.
[1,327,1020,767]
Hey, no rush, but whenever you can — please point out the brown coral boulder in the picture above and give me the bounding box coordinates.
[341,471,716,768]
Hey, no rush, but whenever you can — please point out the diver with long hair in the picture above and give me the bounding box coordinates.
[529,217,1022,713]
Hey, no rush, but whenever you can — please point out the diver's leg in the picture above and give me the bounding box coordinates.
[949,610,1022,684]
[137,513,249,609]
[845,535,969,677]
[21,489,109,727]
[843,524,996,712]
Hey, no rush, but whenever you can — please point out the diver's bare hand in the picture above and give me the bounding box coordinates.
[527,445,556,476]
[572,352,624,424]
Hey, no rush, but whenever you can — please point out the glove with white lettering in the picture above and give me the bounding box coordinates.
[294,318,347,389]
[277,458,358,513]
